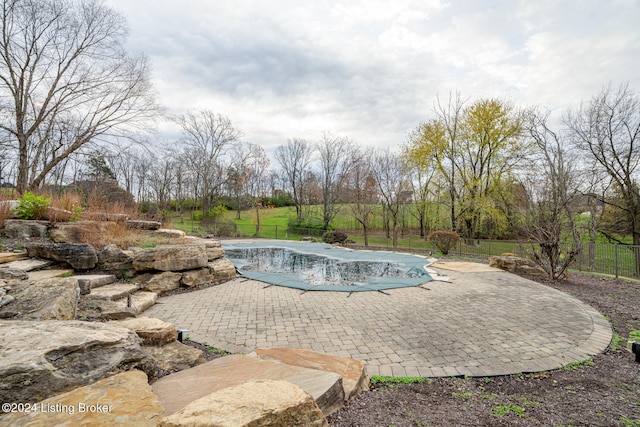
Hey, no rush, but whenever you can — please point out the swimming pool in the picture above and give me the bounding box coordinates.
[223,240,433,292]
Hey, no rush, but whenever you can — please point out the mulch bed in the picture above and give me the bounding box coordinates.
[327,272,640,426]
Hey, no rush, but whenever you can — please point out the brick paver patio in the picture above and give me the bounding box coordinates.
[145,265,612,377]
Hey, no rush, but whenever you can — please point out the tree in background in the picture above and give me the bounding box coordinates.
[372,149,408,248]
[345,149,377,246]
[174,109,241,215]
[316,133,359,229]
[0,0,158,193]
[522,110,581,280]
[274,138,313,221]
[566,83,640,275]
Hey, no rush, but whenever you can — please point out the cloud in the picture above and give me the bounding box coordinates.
[106,0,640,150]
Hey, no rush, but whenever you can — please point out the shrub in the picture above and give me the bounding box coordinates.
[322,230,348,244]
[13,192,51,220]
[428,230,460,255]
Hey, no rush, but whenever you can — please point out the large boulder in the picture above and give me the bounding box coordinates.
[0,277,78,320]
[48,220,118,243]
[26,242,98,270]
[208,258,237,280]
[158,380,328,427]
[2,219,50,239]
[488,255,546,276]
[0,320,156,404]
[152,354,344,417]
[180,268,214,288]
[133,245,208,272]
[138,271,182,294]
[0,370,164,425]
[97,244,135,277]
[251,348,369,402]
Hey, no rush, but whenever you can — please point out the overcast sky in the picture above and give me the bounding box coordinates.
[105,0,640,152]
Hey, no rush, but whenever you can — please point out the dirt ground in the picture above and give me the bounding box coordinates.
[327,272,640,427]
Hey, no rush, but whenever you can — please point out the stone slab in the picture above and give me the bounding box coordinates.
[0,253,28,264]
[111,317,177,346]
[0,259,51,272]
[143,341,205,372]
[0,370,164,426]
[73,274,117,295]
[86,283,139,301]
[28,269,75,281]
[250,347,369,401]
[152,354,344,416]
[126,291,158,314]
[158,380,327,427]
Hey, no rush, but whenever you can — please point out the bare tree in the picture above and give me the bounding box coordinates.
[316,133,359,229]
[274,138,313,220]
[372,149,407,248]
[565,83,640,275]
[345,150,377,246]
[242,144,270,237]
[0,0,159,193]
[522,110,581,280]
[175,109,241,214]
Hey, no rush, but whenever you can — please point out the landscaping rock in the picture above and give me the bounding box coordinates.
[144,341,205,372]
[251,347,369,401]
[0,371,164,426]
[2,219,49,239]
[0,320,156,404]
[180,267,214,287]
[111,317,177,346]
[97,244,135,277]
[0,268,28,280]
[207,258,237,280]
[85,283,139,301]
[147,229,186,239]
[158,380,328,427]
[126,220,161,230]
[74,274,117,295]
[26,242,98,270]
[0,252,28,263]
[152,354,344,416]
[77,298,137,320]
[127,291,158,314]
[133,244,208,272]
[28,269,74,281]
[0,277,78,320]
[0,258,51,271]
[48,220,118,243]
[138,271,182,294]
[488,255,546,275]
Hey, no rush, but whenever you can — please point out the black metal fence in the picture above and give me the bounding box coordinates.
[203,223,640,280]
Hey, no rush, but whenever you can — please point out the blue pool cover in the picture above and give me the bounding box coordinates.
[222,240,433,292]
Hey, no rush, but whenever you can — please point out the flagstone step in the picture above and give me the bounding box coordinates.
[73,274,117,294]
[0,252,28,264]
[28,269,74,281]
[85,283,139,301]
[0,259,50,272]
[152,354,345,417]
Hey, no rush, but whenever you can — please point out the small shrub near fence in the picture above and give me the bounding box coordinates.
[428,230,460,255]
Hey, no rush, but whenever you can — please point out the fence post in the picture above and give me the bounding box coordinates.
[614,244,619,279]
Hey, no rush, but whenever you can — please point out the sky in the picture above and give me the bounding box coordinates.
[105,0,640,153]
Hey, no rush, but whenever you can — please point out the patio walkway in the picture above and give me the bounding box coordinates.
[145,263,612,377]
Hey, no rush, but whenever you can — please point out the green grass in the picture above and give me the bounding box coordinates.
[492,404,526,418]
[370,376,428,385]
